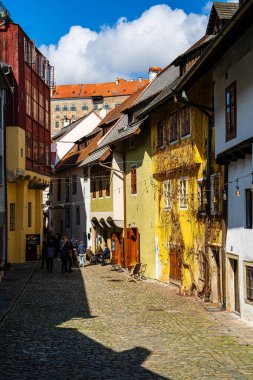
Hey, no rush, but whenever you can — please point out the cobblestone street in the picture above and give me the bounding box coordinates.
[1,262,253,379]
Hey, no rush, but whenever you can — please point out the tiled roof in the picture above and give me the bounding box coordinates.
[79,146,110,167]
[175,34,216,62]
[213,2,239,19]
[55,129,103,171]
[136,76,183,118]
[79,115,148,167]
[133,64,180,106]
[97,85,148,128]
[52,79,149,99]
[206,2,239,34]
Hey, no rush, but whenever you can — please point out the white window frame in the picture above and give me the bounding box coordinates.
[163,180,172,210]
[178,177,188,210]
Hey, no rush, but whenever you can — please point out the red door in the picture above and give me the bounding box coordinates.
[111,233,122,266]
[125,228,139,269]
[170,249,182,285]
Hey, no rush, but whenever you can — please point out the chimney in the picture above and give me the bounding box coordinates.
[149,66,162,82]
[139,77,142,83]
[115,78,119,85]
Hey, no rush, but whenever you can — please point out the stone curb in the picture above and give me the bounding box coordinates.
[0,265,37,326]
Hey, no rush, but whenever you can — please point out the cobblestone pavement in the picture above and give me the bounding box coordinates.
[1,262,253,379]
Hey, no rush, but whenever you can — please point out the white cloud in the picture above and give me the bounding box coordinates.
[202,1,213,14]
[40,5,208,85]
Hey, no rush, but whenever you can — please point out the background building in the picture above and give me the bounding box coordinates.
[51,78,148,136]
[0,64,12,268]
[0,4,53,263]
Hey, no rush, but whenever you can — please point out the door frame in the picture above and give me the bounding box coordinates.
[226,253,240,314]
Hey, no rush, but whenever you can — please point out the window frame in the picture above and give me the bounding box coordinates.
[106,171,111,197]
[225,82,237,141]
[244,262,253,305]
[156,119,164,149]
[178,177,188,210]
[180,106,191,138]
[169,112,178,144]
[65,209,70,228]
[163,180,172,210]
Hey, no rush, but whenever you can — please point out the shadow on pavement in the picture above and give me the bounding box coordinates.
[0,261,169,380]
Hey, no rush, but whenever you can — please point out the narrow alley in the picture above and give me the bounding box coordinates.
[0,263,253,380]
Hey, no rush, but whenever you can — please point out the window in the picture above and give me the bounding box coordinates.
[180,106,191,137]
[33,136,39,161]
[55,105,60,112]
[70,104,76,111]
[57,178,61,201]
[10,203,15,231]
[157,120,164,149]
[65,178,70,202]
[83,166,88,182]
[28,202,32,227]
[246,266,253,302]
[197,179,206,214]
[65,209,70,228]
[82,104,89,111]
[169,112,178,143]
[72,175,77,195]
[26,131,32,159]
[76,207,80,225]
[163,180,171,209]
[55,121,60,128]
[99,176,103,198]
[246,189,252,229]
[210,174,220,215]
[92,179,96,199]
[115,103,121,108]
[94,104,99,110]
[178,177,188,209]
[63,104,69,111]
[104,103,110,110]
[131,165,137,195]
[225,82,237,141]
[106,171,110,197]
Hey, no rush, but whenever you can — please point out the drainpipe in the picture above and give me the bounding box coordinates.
[98,161,126,267]
[221,163,228,309]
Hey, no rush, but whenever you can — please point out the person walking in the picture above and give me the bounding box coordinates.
[61,237,72,273]
[40,240,47,270]
[46,232,56,273]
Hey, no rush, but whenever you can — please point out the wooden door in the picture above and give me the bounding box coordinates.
[26,244,37,261]
[170,248,182,284]
[125,228,139,269]
[111,233,122,266]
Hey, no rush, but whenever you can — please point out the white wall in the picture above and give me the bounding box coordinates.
[226,153,253,320]
[53,112,101,166]
[213,25,253,156]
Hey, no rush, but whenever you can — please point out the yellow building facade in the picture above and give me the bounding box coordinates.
[150,74,224,302]
[7,127,50,263]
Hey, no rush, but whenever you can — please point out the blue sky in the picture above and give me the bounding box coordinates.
[2,1,236,84]
[4,1,209,46]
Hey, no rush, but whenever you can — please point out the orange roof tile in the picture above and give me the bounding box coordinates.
[52,79,149,99]
[55,130,103,171]
[97,84,148,128]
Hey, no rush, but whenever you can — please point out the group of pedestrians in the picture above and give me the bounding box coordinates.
[41,230,111,273]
